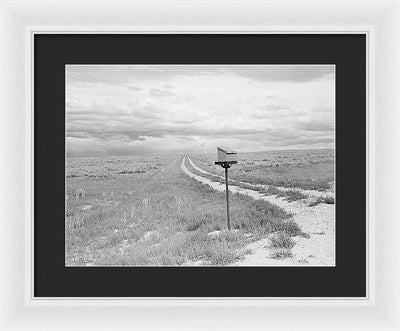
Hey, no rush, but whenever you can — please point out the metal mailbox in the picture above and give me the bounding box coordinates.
[216,146,237,164]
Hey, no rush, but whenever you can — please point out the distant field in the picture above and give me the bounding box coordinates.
[66,155,168,178]
[191,149,334,191]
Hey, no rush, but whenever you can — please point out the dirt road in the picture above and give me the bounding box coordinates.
[186,155,334,200]
[181,156,335,266]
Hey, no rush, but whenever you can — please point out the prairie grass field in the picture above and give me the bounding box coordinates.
[66,149,334,266]
[192,149,334,191]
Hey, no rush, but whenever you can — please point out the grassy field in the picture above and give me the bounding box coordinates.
[185,159,310,203]
[191,149,334,191]
[66,154,305,266]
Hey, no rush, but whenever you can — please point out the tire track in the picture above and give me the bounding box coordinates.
[187,155,334,200]
[181,156,335,266]
[182,156,291,211]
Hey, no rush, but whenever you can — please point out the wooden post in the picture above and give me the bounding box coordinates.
[224,164,231,230]
[215,147,237,231]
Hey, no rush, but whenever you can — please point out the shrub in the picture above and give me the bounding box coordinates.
[205,241,239,265]
[323,196,335,204]
[278,189,307,202]
[308,196,335,207]
[279,220,304,237]
[66,209,74,217]
[181,212,214,231]
[270,249,293,259]
[270,232,296,249]
[234,199,302,237]
[246,199,291,225]
[308,199,319,207]
[186,218,206,231]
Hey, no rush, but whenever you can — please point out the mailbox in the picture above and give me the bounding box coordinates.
[216,147,237,164]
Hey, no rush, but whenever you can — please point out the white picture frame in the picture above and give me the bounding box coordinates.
[1,0,399,330]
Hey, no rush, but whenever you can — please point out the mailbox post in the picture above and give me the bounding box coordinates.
[215,147,237,231]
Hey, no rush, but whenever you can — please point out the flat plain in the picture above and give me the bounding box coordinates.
[65,148,335,266]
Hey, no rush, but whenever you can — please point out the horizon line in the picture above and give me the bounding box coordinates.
[66,146,334,159]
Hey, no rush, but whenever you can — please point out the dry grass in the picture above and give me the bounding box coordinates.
[185,160,308,203]
[66,156,301,266]
[191,149,334,191]
[270,249,293,259]
[308,196,335,207]
[269,232,296,249]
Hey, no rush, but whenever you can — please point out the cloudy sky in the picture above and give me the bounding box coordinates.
[66,65,335,157]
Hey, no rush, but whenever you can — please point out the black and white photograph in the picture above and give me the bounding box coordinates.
[65,64,335,267]
[7,0,400,325]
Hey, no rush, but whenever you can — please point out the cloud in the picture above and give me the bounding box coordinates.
[66,65,335,156]
[66,132,88,139]
[67,127,268,144]
[127,86,142,91]
[236,66,334,82]
[250,105,291,119]
[149,88,176,97]
[66,65,334,87]
[297,119,334,132]
[260,104,290,111]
